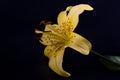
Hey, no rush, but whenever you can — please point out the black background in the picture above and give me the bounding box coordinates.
[3,0,120,80]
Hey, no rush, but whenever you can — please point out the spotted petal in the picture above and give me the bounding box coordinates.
[68,33,92,55]
[67,4,93,31]
[44,45,71,77]
[39,24,64,45]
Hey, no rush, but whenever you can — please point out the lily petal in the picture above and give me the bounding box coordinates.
[67,4,93,31]
[45,45,71,77]
[44,45,55,58]
[68,33,92,55]
[57,11,67,26]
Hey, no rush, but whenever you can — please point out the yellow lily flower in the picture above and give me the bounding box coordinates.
[35,4,93,77]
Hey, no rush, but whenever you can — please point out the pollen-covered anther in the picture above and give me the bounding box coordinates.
[39,20,52,26]
[39,20,46,25]
[46,21,52,25]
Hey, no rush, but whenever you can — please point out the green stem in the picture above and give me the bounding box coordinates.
[91,50,120,66]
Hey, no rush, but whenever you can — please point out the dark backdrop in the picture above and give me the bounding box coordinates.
[2,0,120,80]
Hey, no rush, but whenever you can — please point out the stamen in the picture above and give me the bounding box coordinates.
[44,31,51,33]
[35,29,43,34]
[46,21,52,25]
[39,38,43,42]
[39,20,52,26]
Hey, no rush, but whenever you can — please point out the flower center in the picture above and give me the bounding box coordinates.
[57,28,74,46]
[56,21,74,46]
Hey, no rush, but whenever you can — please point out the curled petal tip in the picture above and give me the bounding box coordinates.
[66,73,71,77]
[66,6,72,11]
[62,72,71,77]
[87,6,94,11]
[83,4,94,11]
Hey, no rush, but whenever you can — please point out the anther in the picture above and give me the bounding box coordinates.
[39,20,46,25]
[46,21,52,25]
[39,20,52,26]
